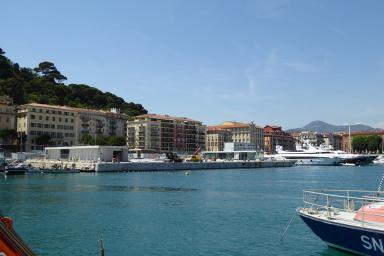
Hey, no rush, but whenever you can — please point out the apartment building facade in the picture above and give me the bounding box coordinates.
[76,107,127,143]
[205,126,232,151]
[17,103,128,151]
[215,121,264,150]
[264,125,295,154]
[127,114,206,154]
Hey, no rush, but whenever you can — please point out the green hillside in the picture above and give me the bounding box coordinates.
[0,48,147,117]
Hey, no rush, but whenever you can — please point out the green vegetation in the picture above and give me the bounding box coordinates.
[0,128,17,144]
[79,134,126,146]
[35,134,53,146]
[0,48,147,117]
[352,135,383,153]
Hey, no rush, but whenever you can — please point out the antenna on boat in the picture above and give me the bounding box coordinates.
[377,173,384,192]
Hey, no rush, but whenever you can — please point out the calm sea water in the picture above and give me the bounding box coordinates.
[1,165,384,256]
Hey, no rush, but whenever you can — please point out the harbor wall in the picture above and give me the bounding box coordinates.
[95,160,295,172]
[27,159,295,172]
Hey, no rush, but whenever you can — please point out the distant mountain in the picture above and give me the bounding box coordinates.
[288,120,383,133]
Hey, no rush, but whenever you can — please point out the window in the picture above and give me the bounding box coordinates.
[51,124,55,129]
[31,115,35,119]
[39,116,42,120]
[65,118,68,123]
[52,117,55,121]
[59,118,62,122]
[46,116,49,121]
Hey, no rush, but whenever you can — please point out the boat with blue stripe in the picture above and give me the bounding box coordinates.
[298,189,384,255]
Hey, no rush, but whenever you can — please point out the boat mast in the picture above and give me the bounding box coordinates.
[349,124,351,153]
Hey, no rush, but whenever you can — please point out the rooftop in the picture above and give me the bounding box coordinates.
[217,121,262,129]
[19,103,127,117]
[136,114,202,123]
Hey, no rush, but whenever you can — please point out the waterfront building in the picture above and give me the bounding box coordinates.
[45,145,129,162]
[291,131,324,147]
[322,133,342,150]
[127,114,206,154]
[203,142,264,161]
[206,126,232,151]
[17,103,78,151]
[0,96,17,145]
[75,107,127,143]
[0,96,17,130]
[214,121,264,150]
[17,103,128,152]
[264,125,295,154]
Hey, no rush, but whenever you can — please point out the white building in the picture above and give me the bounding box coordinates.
[45,146,129,162]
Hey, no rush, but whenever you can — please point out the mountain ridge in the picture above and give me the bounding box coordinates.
[288,120,383,133]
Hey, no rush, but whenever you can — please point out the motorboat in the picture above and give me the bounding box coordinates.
[4,162,28,175]
[298,188,384,255]
[267,145,342,166]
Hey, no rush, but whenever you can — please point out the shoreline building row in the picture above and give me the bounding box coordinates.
[17,103,128,151]
[127,114,206,154]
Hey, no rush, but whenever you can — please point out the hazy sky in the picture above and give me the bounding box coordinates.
[2,0,384,129]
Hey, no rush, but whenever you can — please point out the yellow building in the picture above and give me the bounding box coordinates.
[0,96,17,130]
[216,121,264,150]
[206,126,232,151]
[0,96,17,146]
[127,114,206,154]
[17,103,78,151]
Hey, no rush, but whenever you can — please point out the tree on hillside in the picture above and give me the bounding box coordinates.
[0,48,148,117]
[34,61,67,83]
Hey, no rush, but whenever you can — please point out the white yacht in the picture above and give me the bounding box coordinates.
[268,145,342,166]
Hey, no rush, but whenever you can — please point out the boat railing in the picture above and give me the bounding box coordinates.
[302,189,384,228]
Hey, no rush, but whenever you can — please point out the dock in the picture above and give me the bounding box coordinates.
[26,159,295,172]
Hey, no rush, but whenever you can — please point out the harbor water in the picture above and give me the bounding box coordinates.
[1,165,383,256]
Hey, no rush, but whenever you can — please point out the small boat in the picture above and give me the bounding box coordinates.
[0,216,36,255]
[4,163,28,175]
[298,187,384,255]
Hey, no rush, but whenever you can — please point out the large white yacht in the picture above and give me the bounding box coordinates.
[269,142,377,166]
[269,145,342,166]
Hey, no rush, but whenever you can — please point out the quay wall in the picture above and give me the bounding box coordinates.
[27,160,295,172]
[95,160,295,172]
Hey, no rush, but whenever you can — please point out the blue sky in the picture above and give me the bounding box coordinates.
[2,0,384,129]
